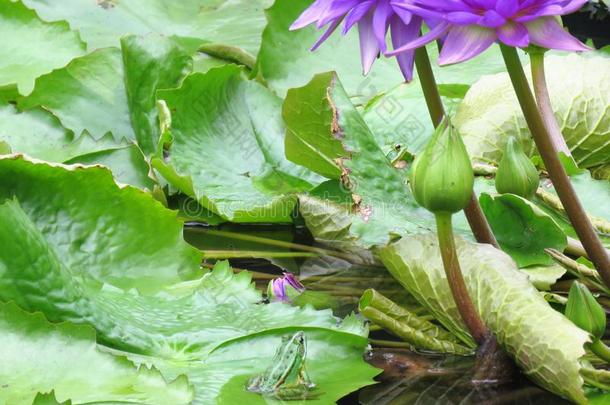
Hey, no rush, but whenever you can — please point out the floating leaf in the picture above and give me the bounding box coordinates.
[23,0,274,55]
[19,48,135,143]
[0,302,193,405]
[0,155,202,294]
[121,34,192,155]
[0,155,378,403]
[0,0,85,95]
[379,234,590,403]
[284,71,436,246]
[0,103,126,162]
[480,193,567,267]
[0,103,153,190]
[455,53,610,168]
[156,65,321,223]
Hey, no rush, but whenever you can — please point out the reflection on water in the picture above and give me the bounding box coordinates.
[184,224,571,404]
[359,349,569,405]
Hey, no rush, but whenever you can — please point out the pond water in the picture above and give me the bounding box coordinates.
[185,224,568,404]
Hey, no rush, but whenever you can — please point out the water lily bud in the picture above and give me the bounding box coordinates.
[410,119,474,214]
[565,281,607,340]
[495,137,539,199]
[267,273,305,302]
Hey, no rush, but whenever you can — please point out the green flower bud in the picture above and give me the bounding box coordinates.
[495,137,539,199]
[409,119,474,214]
[565,281,606,340]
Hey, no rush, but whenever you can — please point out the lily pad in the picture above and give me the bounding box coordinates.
[284,72,483,247]
[0,155,202,294]
[0,103,126,162]
[284,71,433,246]
[379,234,590,403]
[0,301,193,405]
[455,53,610,169]
[0,0,85,95]
[0,103,154,190]
[23,0,274,55]
[0,155,378,403]
[479,193,567,267]
[19,48,135,143]
[156,65,322,223]
[121,34,193,155]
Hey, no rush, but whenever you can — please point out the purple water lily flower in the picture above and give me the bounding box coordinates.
[388,0,589,65]
[270,273,305,302]
[290,0,425,81]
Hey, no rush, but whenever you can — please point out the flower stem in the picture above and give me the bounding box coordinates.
[415,47,499,249]
[414,47,444,127]
[435,212,489,344]
[500,44,610,289]
[529,51,571,156]
[201,250,318,259]
[589,340,610,363]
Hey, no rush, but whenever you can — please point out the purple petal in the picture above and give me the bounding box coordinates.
[438,25,496,65]
[358,12,381,74]
[391,3,413,25]
[343,1,375,34]
[316,0,360,28]
[559,0,588,14]
[495,0,520,18]
[290,0,329,30]
[283,273,305,292]
[525,17,590,51]
[445,11,482,25]
[480,10,507,28]
[373,0,394,53]
[390,14,422,81]
[271,278,287,300]
[497,21,529,47]
[514,5,563,22]
[386,20,450,56]
[311,18,342,51]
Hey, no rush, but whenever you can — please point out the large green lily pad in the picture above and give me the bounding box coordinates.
[0,155,202,294]
[0,0,85,95]
[0,155,378,403]
[23,0,274,55]
[0,302,193,405]
[156,65,321,223]
[455,53,610,169]
[379,234,590,403]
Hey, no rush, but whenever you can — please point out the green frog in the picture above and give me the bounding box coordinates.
[246,331,316,400]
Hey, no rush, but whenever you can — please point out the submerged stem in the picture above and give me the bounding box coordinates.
[529,51,571,156]
[500,44,610,288]
[435,212,489,344]
[415,46,499,248]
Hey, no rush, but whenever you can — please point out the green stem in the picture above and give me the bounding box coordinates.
[435,212,489,344]
[414,47,445,127]
[500,44,610,289]
[197,229,355,261]
[201,250,318,259]
[415,46,499,249]
[590,340,610,363]
[545,248,609,294]
[529,51,571,156]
